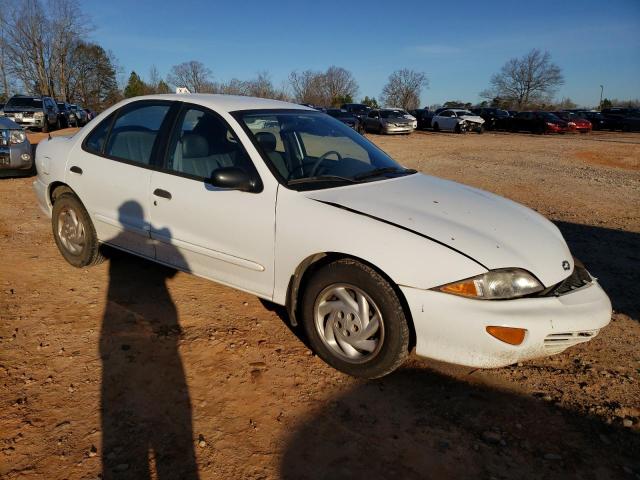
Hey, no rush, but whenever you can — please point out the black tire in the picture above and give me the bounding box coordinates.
[55,118,61,130]
[455,123,465,134]
[477,125,484,134]
[52,192,105,268]
[42,120,49,133]
[301,258,410,378]
[433,122,440,132]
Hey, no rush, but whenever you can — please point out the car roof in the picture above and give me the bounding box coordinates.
[123,93,311,113]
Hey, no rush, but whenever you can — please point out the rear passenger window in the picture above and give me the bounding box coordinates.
[104,103,170,165]
[84,115,114,154]
[165,107,252,180]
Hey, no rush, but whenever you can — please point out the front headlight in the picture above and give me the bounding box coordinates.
[9,130,26,144]
[434,268,543,300]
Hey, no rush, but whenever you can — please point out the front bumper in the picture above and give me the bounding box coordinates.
[4,115,45,128]
[0,140,33,175]
[33,176,52,216]
[383,124,414,134]
[402,280,612,368]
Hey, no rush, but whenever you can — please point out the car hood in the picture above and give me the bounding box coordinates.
[0,117,22,129]
[383,117,413,124]
[306,174,572,287]
[459,114,485,124]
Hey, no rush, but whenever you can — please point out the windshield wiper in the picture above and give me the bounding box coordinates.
[353,167,417,181]
[287,175,359,186]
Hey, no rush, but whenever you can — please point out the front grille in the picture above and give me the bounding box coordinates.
[544,330,600,353]
[544,263,593,297]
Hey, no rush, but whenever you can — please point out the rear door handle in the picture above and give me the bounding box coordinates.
[69,165,82,174]
[153,188,172,200]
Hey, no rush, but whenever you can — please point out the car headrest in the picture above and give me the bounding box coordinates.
[255,131,277,152]
[182,133,208,158]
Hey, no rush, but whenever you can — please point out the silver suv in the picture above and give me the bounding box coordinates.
[3,95,60,132]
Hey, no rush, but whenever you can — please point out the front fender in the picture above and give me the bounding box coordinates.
[272,187,486,304]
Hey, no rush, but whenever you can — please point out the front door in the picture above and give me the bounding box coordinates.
[66,100,174,257]
[148,104,276,298]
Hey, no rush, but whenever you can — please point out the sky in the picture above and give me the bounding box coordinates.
[84,0,640,108]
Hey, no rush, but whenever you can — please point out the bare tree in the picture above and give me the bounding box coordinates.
[147,65,161,93]
[289,67,358,106]
[323,66,358,105]
[380,69,428,110]
[289,70,326,105]
[50,0,89,100]
[481,49,564,109]
[166,60,212,93]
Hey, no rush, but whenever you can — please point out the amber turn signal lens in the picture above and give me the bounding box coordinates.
[440,280,478,297]
[486,326,527,345]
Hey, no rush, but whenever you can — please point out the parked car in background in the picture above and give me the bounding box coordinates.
[431,109,485,133]
[0,116,33,177]
[341,103,372,120]
[325,108,364,133]
[33,94,612,378]
[69,104,88,126]
[398,109,418,129]
[363,108,415,134]
[601,107,640,132]
[0,103,4,115]
[409,109,434,130]
[552,112,592,133]
[3,95,60,132]
[509,111,568,134]
[508,110,518,117]
[57,102,79,128]
[571,110,607,130]
[84,108,96,121]
[471,107,511,131]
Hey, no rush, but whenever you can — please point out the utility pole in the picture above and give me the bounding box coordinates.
[599,85,604,110]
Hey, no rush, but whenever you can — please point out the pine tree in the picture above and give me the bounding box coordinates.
[123,71,147,98]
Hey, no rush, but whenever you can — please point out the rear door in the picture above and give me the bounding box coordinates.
[148,103,277,297]
[66,100,175,257]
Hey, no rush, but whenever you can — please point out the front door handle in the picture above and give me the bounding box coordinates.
[69,165,82,174]
[153,188,172,200]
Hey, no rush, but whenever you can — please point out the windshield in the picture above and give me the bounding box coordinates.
[380,110,405,119]
[541,112,562,121]
[455,110,474,116]
[236,110,413,190]
[326,110,353,118]
[6,97,43,109]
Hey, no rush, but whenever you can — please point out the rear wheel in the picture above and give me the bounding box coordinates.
[52,193,104,267]
[433,122,440,132]
[301,258,410,378]
[42,121,49,133]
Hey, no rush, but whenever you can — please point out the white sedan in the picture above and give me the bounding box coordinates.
[432,108,485,133]
[33,94,611,378]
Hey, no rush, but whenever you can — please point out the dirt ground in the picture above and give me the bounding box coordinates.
[1,129,639,480]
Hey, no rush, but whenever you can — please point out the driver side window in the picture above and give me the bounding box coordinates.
[165,107,252,180]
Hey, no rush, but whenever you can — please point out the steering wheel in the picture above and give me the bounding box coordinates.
[309,150,343,177]
[287,150,343,180]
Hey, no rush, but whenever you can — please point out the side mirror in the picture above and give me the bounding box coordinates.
[209,167,260,192]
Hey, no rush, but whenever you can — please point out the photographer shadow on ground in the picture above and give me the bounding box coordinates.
[100,201,199,479]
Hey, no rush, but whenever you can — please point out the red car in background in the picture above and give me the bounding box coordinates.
[552,111,592,133]
[509,111,569,134]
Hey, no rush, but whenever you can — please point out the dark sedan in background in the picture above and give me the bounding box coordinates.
[509,111,568,134]
[471,107,511,130]
[325,108,364,133]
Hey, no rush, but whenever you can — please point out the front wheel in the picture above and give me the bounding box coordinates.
[301,258,410,378]
[52,193,104,267]
[477,125,484,134]
[433,122,440,132]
